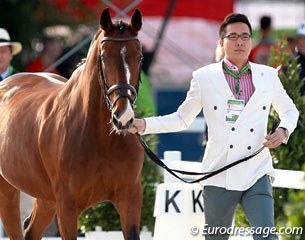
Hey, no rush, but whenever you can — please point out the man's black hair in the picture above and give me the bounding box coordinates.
[219,13,252,38]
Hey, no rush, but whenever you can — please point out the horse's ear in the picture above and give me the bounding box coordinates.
[131,9,142,32]
[100,8,113,32]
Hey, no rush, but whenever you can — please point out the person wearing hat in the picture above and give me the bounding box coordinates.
[0,28,22,81]
[294,21,305,95]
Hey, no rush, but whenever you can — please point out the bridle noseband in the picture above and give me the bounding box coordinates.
[98,36,141,112]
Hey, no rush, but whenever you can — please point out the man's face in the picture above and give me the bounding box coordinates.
[0,45,13,74]
[296,36,305,56]
[220,22,252,66]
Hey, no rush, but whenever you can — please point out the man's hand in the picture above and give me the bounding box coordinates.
[263,128,287,148]
[128,118,146,134]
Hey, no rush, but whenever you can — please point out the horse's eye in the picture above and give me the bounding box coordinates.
[100,55,107,64]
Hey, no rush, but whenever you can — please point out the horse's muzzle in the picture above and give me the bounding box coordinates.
[112,117,133,130]
[112,115,133,133]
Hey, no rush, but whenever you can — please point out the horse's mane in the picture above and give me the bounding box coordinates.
[115,20,128,33]
[77,58,87,67]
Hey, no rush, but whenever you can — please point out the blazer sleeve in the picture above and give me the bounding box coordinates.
[271,71,299,138]
[143,77,203,135]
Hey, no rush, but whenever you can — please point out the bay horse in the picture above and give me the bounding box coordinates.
[0,8,144,240]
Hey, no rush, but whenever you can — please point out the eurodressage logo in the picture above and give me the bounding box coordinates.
[189,225,304,238]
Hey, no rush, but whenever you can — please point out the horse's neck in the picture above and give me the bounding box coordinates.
[62,56,110,125]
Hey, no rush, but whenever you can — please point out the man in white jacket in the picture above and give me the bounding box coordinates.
[129,13,299,240]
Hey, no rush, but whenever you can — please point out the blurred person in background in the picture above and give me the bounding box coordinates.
[0,28,22,80]
[287,36,296,53]
[56,47,85,79]
[214,41,225,62]
[249,15,275,65]
[25,37,62,73]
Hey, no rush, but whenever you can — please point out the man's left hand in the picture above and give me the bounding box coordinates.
[263,128,287,148]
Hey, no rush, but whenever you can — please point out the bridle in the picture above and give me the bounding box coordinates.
[98,35,141,112]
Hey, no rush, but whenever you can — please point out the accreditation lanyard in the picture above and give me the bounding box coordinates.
[223,63,250,99]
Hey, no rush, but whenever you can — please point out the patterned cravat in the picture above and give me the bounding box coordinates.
[223,63,250,98]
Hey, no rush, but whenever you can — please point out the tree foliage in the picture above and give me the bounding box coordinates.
[268,40,305,240]
[0,0,107,70]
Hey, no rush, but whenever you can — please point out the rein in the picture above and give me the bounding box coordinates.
[137,121,279,184]
[137,134,265,184]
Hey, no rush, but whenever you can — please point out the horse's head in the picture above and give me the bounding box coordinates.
[97,8,142,135]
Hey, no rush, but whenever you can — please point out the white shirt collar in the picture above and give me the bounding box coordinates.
[1,67,10,79]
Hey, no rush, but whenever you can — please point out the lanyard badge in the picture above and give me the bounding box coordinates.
[225,98,245,125]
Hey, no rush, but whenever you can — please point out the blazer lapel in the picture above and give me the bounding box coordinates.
[210,61,235,98]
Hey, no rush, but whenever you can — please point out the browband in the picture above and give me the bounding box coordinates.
[101,36,138,42]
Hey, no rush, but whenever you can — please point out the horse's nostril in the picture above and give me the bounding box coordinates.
[126,119,133,129]
[113,113,120,123]
[112,114,134,131]
[112,115,121,128]
[112,105,134,129]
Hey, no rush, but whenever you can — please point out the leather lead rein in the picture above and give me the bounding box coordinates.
[137,121,278,184]
[137,134,264,184]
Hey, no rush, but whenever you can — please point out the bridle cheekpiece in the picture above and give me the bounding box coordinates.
[98,35,141,112]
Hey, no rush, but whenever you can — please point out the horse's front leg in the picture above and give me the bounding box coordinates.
[114,182,143,240]
[56,195,79,240]
[24,198,56,240]
[0,176,23,240]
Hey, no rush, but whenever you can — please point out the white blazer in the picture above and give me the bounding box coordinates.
[143,61,299,190]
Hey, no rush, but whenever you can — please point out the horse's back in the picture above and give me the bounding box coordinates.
[1,72,66,89]
[0,72,67,114]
